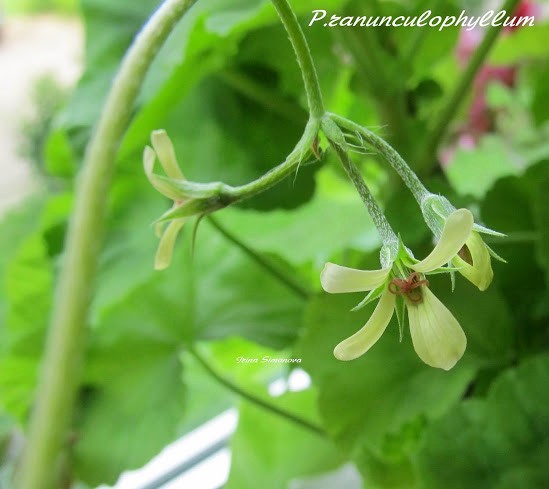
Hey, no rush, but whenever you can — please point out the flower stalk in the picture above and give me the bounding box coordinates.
[328,113,428,204]
[15,2,198,488]
[329,140,399,262]
[270,0,325,119]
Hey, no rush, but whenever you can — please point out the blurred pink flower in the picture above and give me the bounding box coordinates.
[440,1,541,165]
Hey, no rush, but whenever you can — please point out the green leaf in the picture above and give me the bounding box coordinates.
[0,194,71,421]
[70,212,304,484]
[417,354,549,489]
[225,389,345,489]
[297,294,475,455]
[0,235,52,421]
[531,164,549,282]
[74,345,186,486]
[481,163,549,346]
[490,24,549,65]
[218,169,381,266]
[0,198,47,325]
[445,136,521,199]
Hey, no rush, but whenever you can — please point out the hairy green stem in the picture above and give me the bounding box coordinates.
[207,216,310,300]
[330,141,398,249]
[157,118,321,224]
[270,0,324,119]
[330,113,428,204]
[421,0,520,164]
[189,347,326,437]
[15,2,196,488]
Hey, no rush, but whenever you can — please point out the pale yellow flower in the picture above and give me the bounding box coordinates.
[321,209,473,370]
[143,130,187,270]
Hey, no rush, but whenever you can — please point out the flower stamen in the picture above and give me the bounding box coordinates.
[458,244,473,265]
[388,272,429,303]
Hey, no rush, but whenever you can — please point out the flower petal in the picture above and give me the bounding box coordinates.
[412,208,474,273]
[334,290,396,361]
[321,263,391,293]
[452,231,493,291]
[154,219,186,270]
[143,146,186,200]
[151,130,185,180]
[407,287,466,370]
[143,145,156,177]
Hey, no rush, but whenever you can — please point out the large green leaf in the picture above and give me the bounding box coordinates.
[490,24,549,64]
[445,136,520,199]
[74,344,186,486]
[217,171,381,266]
[0,198,47,326]
[297,294,476,455]
[481,162,549,353]
[417,354,549,489]
[225,389,345,489]
[297,285,515,485]
[69,206,305,484]
[0,235,52,421]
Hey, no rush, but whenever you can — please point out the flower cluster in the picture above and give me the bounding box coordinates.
[143,130,229,269]
[321,208,495,370]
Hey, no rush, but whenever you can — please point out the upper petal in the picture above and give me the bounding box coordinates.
[407,287,466,370]
[143,145,185,200]
[334,289,396,361]
[321,263,391,293]
[151,130,185,180]
[412,208,474,273]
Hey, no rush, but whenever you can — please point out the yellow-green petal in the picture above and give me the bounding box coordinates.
[143,145,185,200]
[407,287,466,370]
[452,231,493,291]
[151,130,184,180]
[154,218,186,270]
[321,263,391,293]
[334,290,396,361]
[143,145,156,176]
[412,208,474,273]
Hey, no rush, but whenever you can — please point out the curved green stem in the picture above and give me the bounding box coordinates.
[270,0,324,119]
[156,117,321,224]
[208,216,310,300]
[15,2,197,488]
[330,113,428,204]
[420,0,520,165]
[329,140,398,252]
[189,347,326,437]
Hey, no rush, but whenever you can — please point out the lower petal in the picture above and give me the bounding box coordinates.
[334,290,396,361]
[407,287,466,370]
[154,219,186,270]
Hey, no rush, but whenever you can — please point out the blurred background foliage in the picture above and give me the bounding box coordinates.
[1,0,549,487]
[5,0,78,14]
